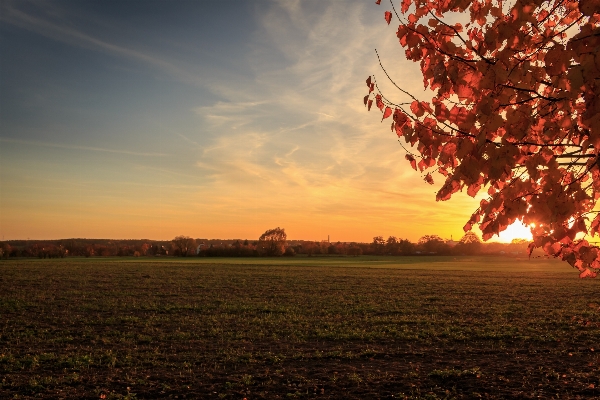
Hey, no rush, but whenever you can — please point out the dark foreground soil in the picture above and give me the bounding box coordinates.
[1,258,599,399]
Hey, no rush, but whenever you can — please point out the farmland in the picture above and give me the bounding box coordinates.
[1,256,599,399]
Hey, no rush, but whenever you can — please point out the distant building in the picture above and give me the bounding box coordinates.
[445,236,458,247]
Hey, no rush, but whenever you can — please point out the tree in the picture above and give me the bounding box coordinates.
[456,231,483,254]
[347,245,363,256]
[172,235,196,257]
[417,234,451,253]
[303,241,319,256]
[386,235,399,254]
[258,227,287,256]
[398,238,417,254]
[0,243,10,259]
[366,0,600,277]
[417,234,444,245]
[372,236,386,254]
[459,231,482,245]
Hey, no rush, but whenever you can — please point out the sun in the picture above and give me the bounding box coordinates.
[494,221,533,243]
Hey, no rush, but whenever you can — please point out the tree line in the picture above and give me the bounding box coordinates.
[0,228,532,259]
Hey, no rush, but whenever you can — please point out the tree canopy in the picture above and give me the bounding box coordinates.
[258,227,287,256]
[172,235,196,257]
[418,234,444,245]
[366,0,600,277]
[459,231,482,244]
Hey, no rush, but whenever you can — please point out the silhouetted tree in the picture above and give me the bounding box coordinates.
[455,231,482,255]
[172,236,196,257]
[386,236,399,254]
[258,227,287,256]
[372,236,385,255]
[418,235,450,254]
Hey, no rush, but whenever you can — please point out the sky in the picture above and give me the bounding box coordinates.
[0,0,527,242]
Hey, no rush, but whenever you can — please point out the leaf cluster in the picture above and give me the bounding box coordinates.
[367,0,600,277]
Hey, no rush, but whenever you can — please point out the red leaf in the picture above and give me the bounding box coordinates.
[467,182,481,197]
[385,11,392,25]
[456,84,473,101]
[417,157,435,172]
[580,268,597,279]
[527,242,535,257]
[367,99,373,111]
[410,100,426,117]
[375,0,381,4]
[579,0,600,16]
[590,214,600,237]
[401,0,411,13]
[366,76,372,87]
[382,107,392,119]
[405,154,417,170]
[364,95,369,106]
[375,94,385,110]
[424,173,434,185]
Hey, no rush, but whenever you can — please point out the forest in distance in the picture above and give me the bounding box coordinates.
[0,229,533,259]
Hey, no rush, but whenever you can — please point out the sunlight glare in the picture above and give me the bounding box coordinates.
[495,221,533,243]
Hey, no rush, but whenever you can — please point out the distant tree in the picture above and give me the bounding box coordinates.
[418,235,444,245]
[139,243,150,256]
[331,241,346,255]
[386,236,399,254]
[398,239,416,255]
[172,235,196,257]
[347,245,363,257]
[84,245,94,258]
[418,235,450,254]
[95,243,106,257]
[508,239,530,254]
[303,241,319,256]
[258,227,287,256]
[327,244,338,255]
[372,236,386,255]
[455,231,483,255]
[0,243,10,259]
[459,232,482,245]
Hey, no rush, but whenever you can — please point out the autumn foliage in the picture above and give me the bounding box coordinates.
[366,0,600,277]
[258,227,288,256]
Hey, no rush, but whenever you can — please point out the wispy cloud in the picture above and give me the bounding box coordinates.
[182,1,481,240]
[0,137,170,157]
[1,0,482,241]
[0,1,218,88]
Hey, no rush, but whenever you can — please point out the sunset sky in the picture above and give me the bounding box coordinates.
[0,0,525,242]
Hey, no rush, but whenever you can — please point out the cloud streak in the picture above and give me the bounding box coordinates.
[1,1,483,241]
[0,137,170,157]
[0,1,220,89]
[181,1,483,241]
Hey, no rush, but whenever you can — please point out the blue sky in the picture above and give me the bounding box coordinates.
[0,0,488,241]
